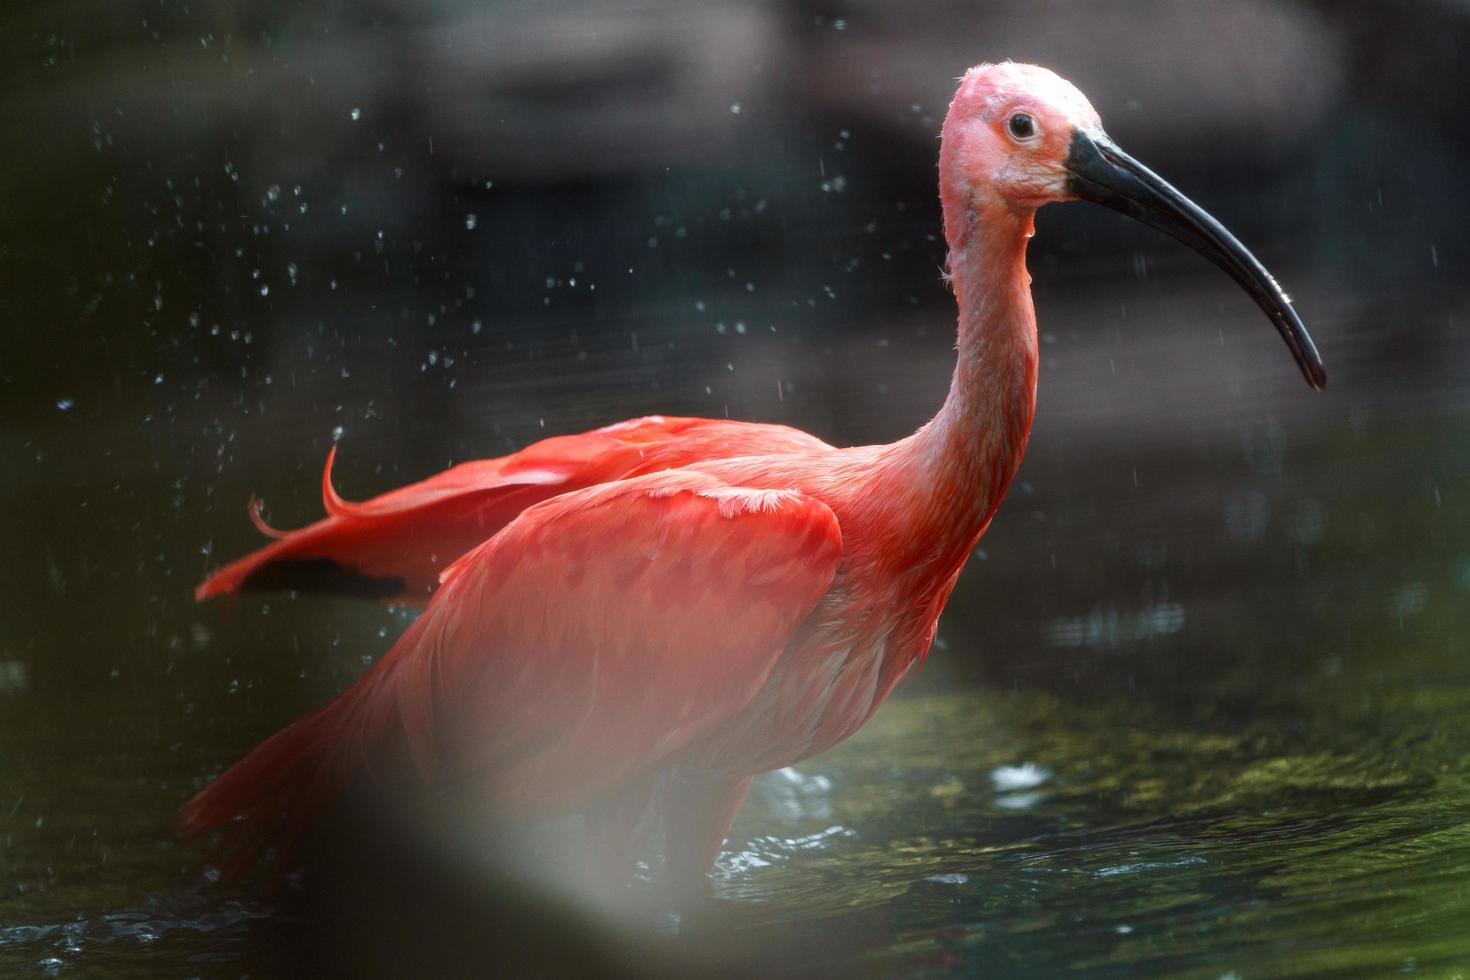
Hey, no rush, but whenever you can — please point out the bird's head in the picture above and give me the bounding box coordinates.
[941,62,1101,213]
[941,62,1325,390]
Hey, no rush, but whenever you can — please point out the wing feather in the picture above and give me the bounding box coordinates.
[181,469,843,875]
[195,416,832,605]
[396,471,844,812]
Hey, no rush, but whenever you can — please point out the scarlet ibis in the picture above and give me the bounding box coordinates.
[183,63,1324,890]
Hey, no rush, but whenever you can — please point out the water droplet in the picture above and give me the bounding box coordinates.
[332,425,344,441]
[56,397,74,412]
[350,107,361,121]
[464,213,478,230]
[471,319,482,334]
[729,102,742,114]
[259,283,269,297]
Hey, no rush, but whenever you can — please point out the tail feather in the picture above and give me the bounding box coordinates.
[179,675,400,880]
[180,703,339,879]
[196,417,835,606]
[195,450,573,606]
[180,609,446,881]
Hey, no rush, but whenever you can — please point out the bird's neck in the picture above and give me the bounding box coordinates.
[876,205,1039,577]
[937,203,1039,472]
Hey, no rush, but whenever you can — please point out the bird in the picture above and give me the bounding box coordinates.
[182,63,1325,892]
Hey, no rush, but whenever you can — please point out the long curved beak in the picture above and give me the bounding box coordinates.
[1064,129,1326,390]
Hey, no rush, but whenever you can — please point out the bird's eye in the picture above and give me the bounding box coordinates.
[1008,113,1036,140]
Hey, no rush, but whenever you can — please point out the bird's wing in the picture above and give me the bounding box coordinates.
[195,416,833,605]
[181,469,843,875]
[388,470,844,809]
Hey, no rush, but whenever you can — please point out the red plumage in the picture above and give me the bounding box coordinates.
[183,471,844,880]
[195,416,829,605]
[183,62,1321,891]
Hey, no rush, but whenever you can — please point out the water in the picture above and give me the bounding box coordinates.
[3,321,1468,975]
[5,1,1470,973]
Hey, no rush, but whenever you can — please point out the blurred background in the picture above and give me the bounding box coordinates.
[3,0,1469,976]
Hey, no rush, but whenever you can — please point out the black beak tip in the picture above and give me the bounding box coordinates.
[1281,306,1327,391]
[1066,128,1328,393]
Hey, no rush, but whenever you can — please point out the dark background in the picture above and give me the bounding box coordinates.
[3,1,1469,976]
[3,0,1464,684]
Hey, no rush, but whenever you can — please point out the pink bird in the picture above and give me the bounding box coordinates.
[182,63,1324,891]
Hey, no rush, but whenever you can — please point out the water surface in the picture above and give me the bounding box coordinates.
[4,339,1468,976]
